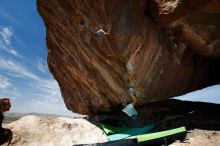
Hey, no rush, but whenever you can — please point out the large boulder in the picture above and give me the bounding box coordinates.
[37,0,211,115]
[3,115,107,146]
[148,0,220,58]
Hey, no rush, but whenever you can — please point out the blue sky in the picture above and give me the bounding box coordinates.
[0,0,73,116]
[173,84,220,104]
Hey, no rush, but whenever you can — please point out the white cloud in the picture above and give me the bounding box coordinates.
[21,77,72,115]
[0,75,12,91]
[0,57,40,80]
[10,77,72,116]
[0,58,68,115]
[0,26,22,58]
[0,75,20,99]
[0,26,12,45]
[37,58,48,73]
[0,57,61,101]
[9,49,18,56]
[30,78,63,104]
[0,42,20,57]
[0,57,63,105]
[0,58,66,115]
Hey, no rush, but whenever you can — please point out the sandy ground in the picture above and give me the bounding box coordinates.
[171,129,220,146]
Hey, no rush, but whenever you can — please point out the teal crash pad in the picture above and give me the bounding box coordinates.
[127,126,186,142]
[101,124,130,135]
[107,124,155,141]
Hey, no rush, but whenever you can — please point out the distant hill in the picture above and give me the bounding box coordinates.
[3,112,74,123]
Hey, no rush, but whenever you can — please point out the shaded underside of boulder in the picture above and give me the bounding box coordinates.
[37,0,219,115]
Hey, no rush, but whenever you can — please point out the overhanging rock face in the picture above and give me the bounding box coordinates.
[37,0,213,115]
[148,0,220,58]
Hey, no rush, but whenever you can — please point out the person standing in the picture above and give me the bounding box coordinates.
[0,98,13,146]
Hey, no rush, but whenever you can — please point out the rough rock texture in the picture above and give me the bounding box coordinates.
[3,115,107,146]
[170,129,220,146]
[37,0,218,115]
[148,0,220,58]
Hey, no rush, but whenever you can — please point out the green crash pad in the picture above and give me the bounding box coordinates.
[107,124,155,141]
[127,126,186,142]
[101,124,130,135]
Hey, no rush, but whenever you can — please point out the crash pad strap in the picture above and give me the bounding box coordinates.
[128,126,186,142]
[101,124,130,135]
[74,139,138,146]
[107,124,155,141]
